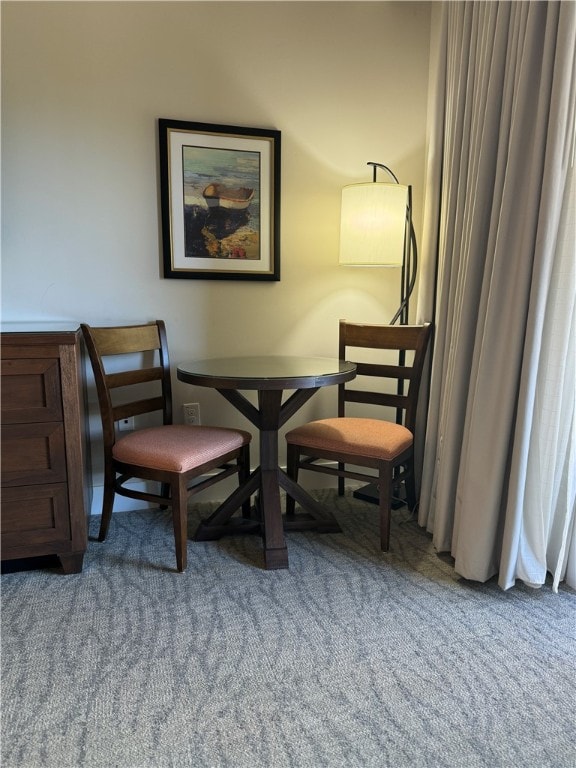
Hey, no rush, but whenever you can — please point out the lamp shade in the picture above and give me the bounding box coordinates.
[339,182,409,266]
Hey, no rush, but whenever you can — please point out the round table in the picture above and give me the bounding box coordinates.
[177,356,357,569]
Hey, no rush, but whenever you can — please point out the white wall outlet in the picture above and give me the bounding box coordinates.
[183,403,201,425]
[118,416,134,432]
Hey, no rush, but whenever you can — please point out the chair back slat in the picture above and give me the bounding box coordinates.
[106,367,164,389]
[340,322,426,352]
[345,389,410,412]
[81,321,173,452]
[89,324,161,355]
[338,320,432,433]
[354,361,415,381]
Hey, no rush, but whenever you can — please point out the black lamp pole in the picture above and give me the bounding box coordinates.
[367,162,418,327]
[352,162,418,507]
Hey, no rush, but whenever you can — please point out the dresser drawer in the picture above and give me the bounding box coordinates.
[1,358,63,424]
[1,484,71,550]
[1,422,67,487]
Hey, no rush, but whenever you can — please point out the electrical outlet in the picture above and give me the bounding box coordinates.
[118,416,134,432]
[183,403,201,425]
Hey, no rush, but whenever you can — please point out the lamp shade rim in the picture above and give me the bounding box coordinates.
[342,181,409,190]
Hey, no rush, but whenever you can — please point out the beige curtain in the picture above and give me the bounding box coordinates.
[417,1,575,591]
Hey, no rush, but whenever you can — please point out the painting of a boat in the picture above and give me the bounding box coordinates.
[203,183,254,210]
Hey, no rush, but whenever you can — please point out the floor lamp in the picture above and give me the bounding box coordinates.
[339,161,418,505]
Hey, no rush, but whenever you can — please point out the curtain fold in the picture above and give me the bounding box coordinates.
[417,1,575,590]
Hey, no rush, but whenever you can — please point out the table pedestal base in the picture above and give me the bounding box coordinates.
[176,376,355,570]
[264,546,289,570]
[191,467,341,569]
[193,516,260,541]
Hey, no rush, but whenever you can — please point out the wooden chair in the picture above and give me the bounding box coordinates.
[81,321,251,572]
[285,321,432,551]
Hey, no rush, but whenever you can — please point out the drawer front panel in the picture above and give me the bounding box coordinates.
[1,423,67,486]
[1,358,62,424]
[1,484,71,549]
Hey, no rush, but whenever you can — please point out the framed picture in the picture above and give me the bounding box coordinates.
[159,118,281,281]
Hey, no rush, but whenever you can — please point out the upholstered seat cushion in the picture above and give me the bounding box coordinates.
[113,425,251,472]
[286,417,413,461]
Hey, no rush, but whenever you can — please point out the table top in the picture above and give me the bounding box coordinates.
[177,355,356,390]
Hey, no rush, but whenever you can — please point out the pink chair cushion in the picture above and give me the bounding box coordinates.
[286,417,413,461]
[113,425,251,472]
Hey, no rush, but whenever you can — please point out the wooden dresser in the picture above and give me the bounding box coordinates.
[1,324,90,573]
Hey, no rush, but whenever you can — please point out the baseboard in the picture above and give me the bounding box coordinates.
[89,482,153,516]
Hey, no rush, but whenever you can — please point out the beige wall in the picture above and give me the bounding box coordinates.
[1,1,432,507]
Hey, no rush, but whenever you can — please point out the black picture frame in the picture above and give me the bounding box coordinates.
[159,118,281,281]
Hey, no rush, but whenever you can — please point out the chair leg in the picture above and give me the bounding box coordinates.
[404,457,417,512]
[378,463,393,552]
[338,463,345,497]
[285,444,298,517]
[171,477,188,573]
[160,482,170,510]
[239,445,252,519]
[98,470,116,542]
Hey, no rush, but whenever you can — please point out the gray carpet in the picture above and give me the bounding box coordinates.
[2,489,575,768]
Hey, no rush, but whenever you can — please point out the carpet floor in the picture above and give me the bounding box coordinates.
[2,489,575,768]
